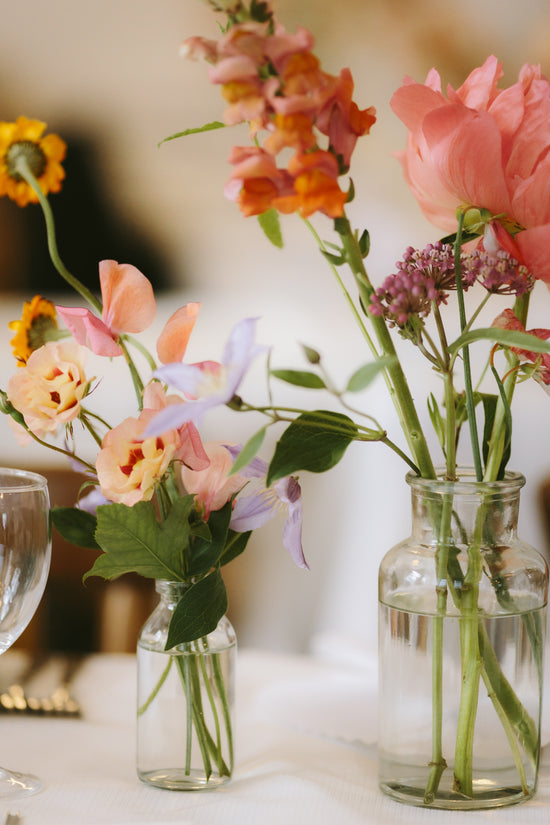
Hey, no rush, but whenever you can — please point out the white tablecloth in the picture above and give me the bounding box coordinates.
[0,649,549,825]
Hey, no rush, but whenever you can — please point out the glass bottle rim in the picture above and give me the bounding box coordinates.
[0,466,48,493]
[406,467,525,496]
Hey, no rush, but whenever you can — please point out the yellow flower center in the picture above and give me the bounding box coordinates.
[5,140,47,181]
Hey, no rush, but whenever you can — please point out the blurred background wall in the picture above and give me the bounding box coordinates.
[1,0,550,655]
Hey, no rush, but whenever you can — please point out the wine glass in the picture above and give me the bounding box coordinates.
[0,468,51,799]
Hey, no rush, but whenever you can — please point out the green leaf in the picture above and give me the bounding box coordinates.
[321,249,345,266]
[229,427,267,475]
[158,121,226,147]
[346,356,396,393]
[87,497,195,582]
[220,530,252,566]
[51,506,99,550]
[257,208,283,248]
[267,410,358,485]
[450,327,550,357]
[166,568,228,648]
[188,501,232,577]
[270,369,326,389]
[427,393,446,455]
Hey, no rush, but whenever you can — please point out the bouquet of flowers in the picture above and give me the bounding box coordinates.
[1,0,549,805]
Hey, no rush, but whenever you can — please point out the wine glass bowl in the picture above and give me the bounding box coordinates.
[0,468,51,798]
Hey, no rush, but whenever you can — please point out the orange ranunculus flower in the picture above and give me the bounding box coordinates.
[0,116,66,207]
[391,56,550,284]
[96,410,179,506]
[6,341,88,437]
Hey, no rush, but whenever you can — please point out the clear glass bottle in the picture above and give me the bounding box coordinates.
[137,580,236,790]
[378,470,548,810]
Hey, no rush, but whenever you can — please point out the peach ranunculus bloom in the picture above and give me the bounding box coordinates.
[6,341,88,438]
[180,441,247,519]
[96,409,179,506]
[141,381,210,471]
[391,56,550,285]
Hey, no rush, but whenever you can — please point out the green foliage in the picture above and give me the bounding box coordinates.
[166,568,228,648]
[271,369,326,389]
[267,410,358,485]
[427,393,446,456]
[258,208,283,248]
[158,121,226,147]
[302,344,321,364]
[229,427,267,475]
[450,327,550,357]
[346,356,396,393]
[51,506,100,550]
[87,498,195,582]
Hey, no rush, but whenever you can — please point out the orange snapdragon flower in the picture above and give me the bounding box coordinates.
[274,150,347,218]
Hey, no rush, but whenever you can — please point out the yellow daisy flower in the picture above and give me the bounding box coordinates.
[9,295,59,366]
[0,116,67,207]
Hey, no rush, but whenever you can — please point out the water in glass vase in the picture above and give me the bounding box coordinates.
[378,598,545,810]
[137,638,235,790]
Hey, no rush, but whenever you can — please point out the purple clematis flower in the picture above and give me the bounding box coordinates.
[145,317,265,437]
[227,448,308,570]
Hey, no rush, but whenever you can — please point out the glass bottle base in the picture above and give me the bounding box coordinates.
[138,768,231,791]
[379,770,535,810]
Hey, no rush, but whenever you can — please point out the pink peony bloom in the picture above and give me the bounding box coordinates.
[96,410,179,506]
[492,308,550,385]
[6,341,88,438]
[181,441,247,518]
[391,57,550,284]
[57,260,156,356]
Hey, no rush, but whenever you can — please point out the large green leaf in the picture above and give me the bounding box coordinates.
[187,501,233,577]
[51,506,100,550]
[166,568,228,648]
[86,497,195,582]
[219,530,252,566]
[267,410,357,485]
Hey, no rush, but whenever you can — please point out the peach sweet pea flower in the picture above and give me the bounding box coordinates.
[181,441,247,519]
[391,56,550,284]
[6,341,88,437]
[57,260,156,356]
[156,302,201,365]
[96,410,179,506]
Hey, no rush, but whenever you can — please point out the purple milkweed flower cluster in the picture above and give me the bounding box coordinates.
[465,248,534,296]
[369,241,535,329]
[368,242,456,328]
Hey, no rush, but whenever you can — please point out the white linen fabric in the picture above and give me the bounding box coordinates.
[0,651,548,825]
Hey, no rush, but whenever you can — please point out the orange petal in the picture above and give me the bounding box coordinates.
[156,302,201,364]
[99,260,156,335]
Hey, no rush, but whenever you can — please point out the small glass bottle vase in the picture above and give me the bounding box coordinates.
[137,580,236,790]
[378,470,548,810]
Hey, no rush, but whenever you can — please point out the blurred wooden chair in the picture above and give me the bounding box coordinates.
[16,468,157,654]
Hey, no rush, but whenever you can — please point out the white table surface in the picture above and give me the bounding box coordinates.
[0,648,548,825]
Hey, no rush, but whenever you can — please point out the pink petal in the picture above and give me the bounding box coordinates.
[177,422,211,471]
[157,302,200,364]
[515,224,550,287]
[99,260,156,335]
[56,305,123,356]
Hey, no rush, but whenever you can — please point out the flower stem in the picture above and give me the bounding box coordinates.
[337,216,435,479]
[14,158,102,313]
